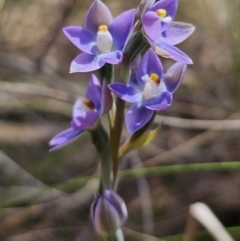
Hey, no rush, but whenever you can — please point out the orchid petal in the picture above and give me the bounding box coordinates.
[142,11,162,42]
[100,50,122,65]
[109,9,135,50]
[62,26,96,54]
[163,62,187,93]
[144,91,172,110]
[137,49,163,88]
[109,83,142,103]
[49,128,83,152]
[85,0,113,35]
[70,53,105,73]
[129,55,141,86]
[99,79,113,116]
[155,40,193,64]
[125,103,154,133]
[86,74,101,109]
[163,22,195,45]
[71,111,99,130]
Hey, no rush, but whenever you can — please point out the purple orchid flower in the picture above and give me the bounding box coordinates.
[49,74,112,151]
[109,49,186,134]
[63,0,135,73]
[142,0,195,64]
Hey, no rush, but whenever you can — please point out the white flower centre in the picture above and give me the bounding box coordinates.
[96,25,113,53]
[142,73,160,100]
[74,99,96,117]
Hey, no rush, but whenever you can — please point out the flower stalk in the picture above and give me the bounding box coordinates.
[90,122,113,190]
[48,0,195,238]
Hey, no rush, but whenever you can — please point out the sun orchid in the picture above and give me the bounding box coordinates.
[63,0,135,73]
[109,49,186,134]
[49,74,112,151]
[142,0,195,64]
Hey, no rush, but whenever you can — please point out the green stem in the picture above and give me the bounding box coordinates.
[89,122,112,190]
[110,32,149,188]
[1,162,240,208]
[98,63,114,83]
[120,161,240,180]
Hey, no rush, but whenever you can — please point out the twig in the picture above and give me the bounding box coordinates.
[183,202,234,241]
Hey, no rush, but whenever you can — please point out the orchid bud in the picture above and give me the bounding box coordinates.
[91,189,128,235]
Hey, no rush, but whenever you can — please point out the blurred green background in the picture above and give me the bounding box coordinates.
[0,0,240,240]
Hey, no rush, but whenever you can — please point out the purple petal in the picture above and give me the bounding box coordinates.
[86,74,101,109]
[109,9,135,50]
[137,48,163,88]
[142,11,162,42]
[49,128,83,152]
[151,0,178,20]
[129,55,141,86]
[85,0,113,35]
[93,196,121,234]
[70,53,105,73]
[144,91,172,110]
[163,62,186,93]
[99,79,113,116]
[104,190,128,224]
[109,83,142,103]
[125,103,154,134]
[71,111,99,130]
[100,50,122,65]
[163,22,195,45]
[62,26,96,54]
[156,40,193,64]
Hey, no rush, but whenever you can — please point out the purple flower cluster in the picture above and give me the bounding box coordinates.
[49,0,194,235]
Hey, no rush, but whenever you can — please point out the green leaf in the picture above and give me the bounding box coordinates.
[119,125,161,157]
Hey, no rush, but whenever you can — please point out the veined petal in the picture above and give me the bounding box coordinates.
[70,53,105,73]
[152,0,178,20]
[155,40,193,64]
[71,111,99,130]
[99,79,113,116]
[125,103,154,133]
[144,91,172,110]
[104,190,128,224]
[163,62,186,93]
[163,22,195,45]
[142,11,162,42]
[137,48,163,88]
[86,74,101,109]
[129,55,141,86]
[62,26,96,54]
[100,50,122,65]
[109,9,135,50]
[85,0,113,35]
[49,128,83,152]
[109,83,142,103]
